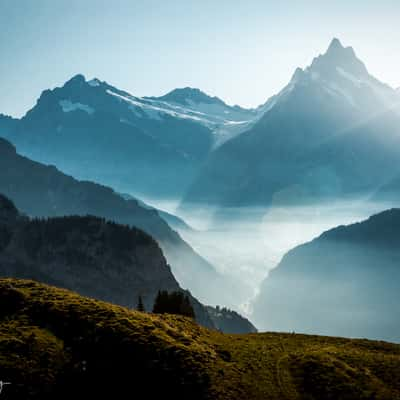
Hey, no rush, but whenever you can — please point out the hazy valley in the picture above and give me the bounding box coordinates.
[1,8,400,396]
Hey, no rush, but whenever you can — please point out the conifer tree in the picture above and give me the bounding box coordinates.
[137,295,145,312]
[152,290,195,318]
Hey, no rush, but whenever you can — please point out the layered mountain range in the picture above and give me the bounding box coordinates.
[0,138,243,307]
[0,76,258,198]
[253,208,400,342]
[0,194,256,333]
[0,194,213,327]
[1,39,398,210]
[1,37,400,341]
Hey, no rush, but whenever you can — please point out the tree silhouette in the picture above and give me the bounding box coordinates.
[137,295,145,312]
[152,290,195,318]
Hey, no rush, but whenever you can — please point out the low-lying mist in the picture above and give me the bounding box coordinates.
[129,194,396,329]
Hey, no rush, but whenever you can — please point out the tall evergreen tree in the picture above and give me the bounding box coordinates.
[137,295,145,312]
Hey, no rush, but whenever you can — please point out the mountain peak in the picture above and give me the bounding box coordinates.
[307,38,368,78]
[151,87,225,106]
[327,37,344,52]
[88,78,102,87]
[64,74,87,86]
[325,37,357,59]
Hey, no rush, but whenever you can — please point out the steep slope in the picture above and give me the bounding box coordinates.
[182,38,400,208]
[205,306,257,334]
[253,209,400,342]
[120,192,193,231]
[0,194,214,327]
[0,138,229,306]
[0,76,257,197]
[1,278,399,400]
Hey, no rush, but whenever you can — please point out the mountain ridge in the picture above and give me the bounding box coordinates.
[0,194,215,327]
[0,73,259,197]
[0,137,239,307]
[181,38,400,208]
[0,193,257,333]
[253,208,400,342]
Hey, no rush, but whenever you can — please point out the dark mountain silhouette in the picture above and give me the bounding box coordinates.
[253,208,400,342]
[0,194,214,327]
[206,305,257,334]
[0,195,257,333]
[181,39,400,208]
[0,138,236,307]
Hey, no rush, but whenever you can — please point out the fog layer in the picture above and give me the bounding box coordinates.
[133,195,393,323]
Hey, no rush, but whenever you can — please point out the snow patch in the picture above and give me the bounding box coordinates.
[59,100,94,115]
[323,82,357,108]
[107,89,208,122]
[104,88,258,146]
[336,67,362,87]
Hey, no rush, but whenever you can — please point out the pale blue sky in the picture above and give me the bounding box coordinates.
[1,0,399,117]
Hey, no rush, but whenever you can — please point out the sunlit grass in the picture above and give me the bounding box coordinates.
[0,278,399,399]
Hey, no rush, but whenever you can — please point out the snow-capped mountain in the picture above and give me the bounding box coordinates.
[146,87,259,146]
[181,38,400,208]
[0,75,258,197]
[60,76,257,144]
[263,38,399,116]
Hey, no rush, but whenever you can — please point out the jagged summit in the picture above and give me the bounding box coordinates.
[284,38,369,92]
[272,37,399,113]
[308,37,368,78]
[62,74,107,90]
[63,73,87,87]
[181,38,400,209]
[326,37,347,53]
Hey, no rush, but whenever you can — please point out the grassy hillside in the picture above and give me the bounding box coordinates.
[0,278,399,400]
[0,194,256,332]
